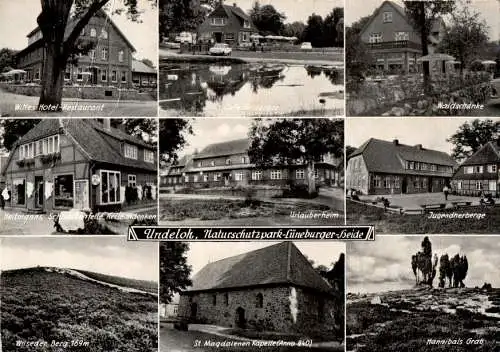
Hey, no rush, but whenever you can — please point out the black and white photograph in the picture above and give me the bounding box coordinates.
[159,118,344,226]
[346,235,500,352]
[159,0,344,117]
[160,241,345,351]
[0,118,158,235]
[346,117,500,233]
[0,237,159,352]
[346,0,500,116]
[0,0,158,117]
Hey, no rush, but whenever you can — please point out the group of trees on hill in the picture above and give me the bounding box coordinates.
[411,236,469,288]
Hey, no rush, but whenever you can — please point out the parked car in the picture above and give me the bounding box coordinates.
[209,43,232,56]
[175,32,194,44]
[300,42,313,51]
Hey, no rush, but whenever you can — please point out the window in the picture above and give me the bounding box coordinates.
[128,174,137,187]
[19,135,58,159]
[100,170,121,204]
[369,33,383,43]
[464,166,473,174]
[394,176,400,188]
[241,156,248,164]
[124,144,138,159]
[54,174,74,208]
[64,67,71,80]
[373,175,381,188]
[193,174,198,182]
[314,169,319,179]
[13,179,26,205]
[296,169,305,179]
[270,170,282,180]
[100,29,108,39]
[89,49,95,60]
[121,71,127,83]
[184,175,189,183]
[214,173,221,181]
[394,31,409,41]
[383,11,393,23]
[210,161,215,167]
[252,170,262,180]
[111,70,117,82]
[430,164,437,171]
[35,68,40,80]
[487,164,497,173]
[255,293,263,308]
[225,33,235,40]
[210,17,227,26]
[77,67,83,81]
[100,69,107,82]
[235,171,244,181]
[144,150,155,163]
[118,50,124,62]
[101,47,108,60]
[457,181,462,190]
[90,28,97,37]
[474,166,483,173]
[225,158,231,165]
[224,293,229,306]
[488,181,497,191]
[475,182,483,190]
[384,176,391,188]
[203,174,208,182]
[81,27,86,36]
[212,294,217,306]
[244,20,250,29]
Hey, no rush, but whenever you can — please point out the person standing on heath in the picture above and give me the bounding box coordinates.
[443,185,450,201]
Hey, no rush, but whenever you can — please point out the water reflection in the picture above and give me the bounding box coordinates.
[159,62,343,116]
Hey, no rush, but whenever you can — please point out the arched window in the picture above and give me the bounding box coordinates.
[90,28,97,37]
[118,50,124,62]
[255,293,263,308]
[224,293,229,306]
[212,294,217,306]
[101,29,108,39]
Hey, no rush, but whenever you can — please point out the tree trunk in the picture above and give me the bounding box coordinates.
[306,161,316,196]
[418,2,430,94]
[38,43,66,111]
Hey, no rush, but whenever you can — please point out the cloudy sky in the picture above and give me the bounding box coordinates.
[184,241,345,277]
[0,237,158,282]
[0,0,157,64]
[348,235,500,294]
[346,0,499,42]
[178,118,253,157]
[346,117,500,156]
[229,0,342,23]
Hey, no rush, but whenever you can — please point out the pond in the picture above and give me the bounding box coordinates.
[159,62,344,116]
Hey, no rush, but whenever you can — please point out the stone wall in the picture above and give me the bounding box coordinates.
[178,286,338,337]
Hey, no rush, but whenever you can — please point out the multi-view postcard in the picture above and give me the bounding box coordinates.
[0,1,158,117]
[346,0,500,116]
[0,237,159,351]
[160,241,346,352]
[159,118,345,226]
[346,117,500,233]
[159,0,344,117]
[0,118,158,235]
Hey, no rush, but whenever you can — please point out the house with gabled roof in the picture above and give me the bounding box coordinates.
[360,0,446,73]
[16,10,138,87]
[452,141,500,197]
[177,242,340,336]
[162,137,341,188]
[346,138,457,195]
[197,2,258,46]
[1,119,157,214]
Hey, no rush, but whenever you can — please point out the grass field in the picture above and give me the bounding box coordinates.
[159,198,342,225]
[1,267,158,352]
[346,200,499,234]
[73,269,158,295]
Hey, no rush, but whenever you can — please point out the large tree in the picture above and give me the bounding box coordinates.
[249,3,286,35]
[438,0,489,74]
[34,0,155,111]
[248,119,344,195]
[303,14,325,47]
[0,119,41,151]
[110,118,158,145]
[447,119,500,160]
[159,0,207,39]
[322,8,344,47]
[346,15,373,88]
[282,21,306,41]
[159,242,192,304]
[404,1,454,92]
[159,119,193,163]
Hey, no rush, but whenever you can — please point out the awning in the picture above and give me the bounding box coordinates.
[417,53,455,62]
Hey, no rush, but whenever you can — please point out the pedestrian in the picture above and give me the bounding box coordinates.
[443,184,450,201]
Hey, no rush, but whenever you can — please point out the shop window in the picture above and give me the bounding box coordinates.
[54,174,74,208]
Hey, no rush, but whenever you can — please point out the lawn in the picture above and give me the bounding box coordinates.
[159,198,342,225]
[346,199,499,234]
[1,267,158,352]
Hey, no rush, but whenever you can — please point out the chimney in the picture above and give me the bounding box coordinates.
[393,139,399,146]
[415,144,423,150]
[233,2,237,7]
[103,119,111,130]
